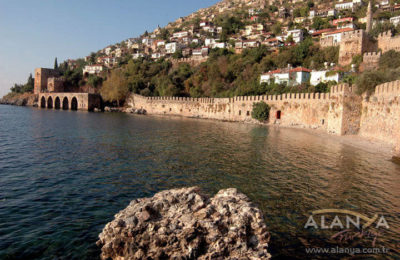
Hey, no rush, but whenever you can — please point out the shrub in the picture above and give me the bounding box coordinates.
[251,102,271,122]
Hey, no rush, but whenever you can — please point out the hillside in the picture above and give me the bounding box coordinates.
[6,0,400,105]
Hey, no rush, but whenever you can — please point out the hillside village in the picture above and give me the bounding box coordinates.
[7,0,400,104]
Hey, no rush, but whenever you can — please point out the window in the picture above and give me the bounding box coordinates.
[276,111,281,119]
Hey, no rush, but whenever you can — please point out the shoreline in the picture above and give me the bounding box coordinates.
[1,103,396,161]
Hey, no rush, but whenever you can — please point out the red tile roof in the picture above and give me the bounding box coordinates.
[312,28,336,36]
[290,67,311,73]
[323,28,354,36]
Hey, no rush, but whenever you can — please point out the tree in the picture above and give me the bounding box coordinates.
[172,49,183,59]
[54,57,58,70]
[100,69,129,106]
[356,69,400,95]
[251,102,271,122]
[87,75,103,88]
[379,50,400,69]
[272,23,282,35]
[312,17,330,30]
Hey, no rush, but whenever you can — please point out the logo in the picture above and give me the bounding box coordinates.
[304,209,391,254]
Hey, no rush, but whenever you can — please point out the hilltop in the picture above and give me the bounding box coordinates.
[5,0,400,106]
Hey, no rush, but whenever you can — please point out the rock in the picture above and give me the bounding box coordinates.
[0,93,37,106]
[97,187,271,259]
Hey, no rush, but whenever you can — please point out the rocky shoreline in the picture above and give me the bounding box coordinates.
[97,187,271,259]
[0,93,37,107]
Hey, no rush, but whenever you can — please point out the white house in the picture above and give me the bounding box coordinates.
[83,65,103,75]
[286,29,304,43]
[173,31,189,38]
[151,53,165,59]
[320,28,354,47]
[104,47,112,55]
[192,47,209,57]
[165,42,181,54]
[335,2,354,10]
[390,15,400,26]
[205,38,217,47]
[115,48,126,58]
[328,9,337,17]
[310,70,343,86]
[260,67,311,86]
[132,53,145,59]
[142,38,154,46]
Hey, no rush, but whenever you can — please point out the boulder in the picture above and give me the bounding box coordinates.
[97,187,271,259]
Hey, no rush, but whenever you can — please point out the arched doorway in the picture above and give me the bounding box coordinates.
[71,97,78,110]
[47,97,53,109]
[62,97,69,110]
[54,97,61,109]
[40,96,46,108]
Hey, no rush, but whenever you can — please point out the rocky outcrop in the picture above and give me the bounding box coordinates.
[0,93,37,106]
[97,187,271,259]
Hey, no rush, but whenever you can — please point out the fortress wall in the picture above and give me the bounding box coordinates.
[359,80,400,156]
[377,31,400,53]
[128,84,352,134]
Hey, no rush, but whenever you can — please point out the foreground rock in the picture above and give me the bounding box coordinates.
[97,187,271,259]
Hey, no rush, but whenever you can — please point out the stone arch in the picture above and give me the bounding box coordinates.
[71,97,78,110]
[47,96,53,109]
[40,96,46,108]
[62,97,69,110]
[54,97,61,109]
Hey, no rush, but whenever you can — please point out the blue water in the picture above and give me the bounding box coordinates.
[0,105,399,259]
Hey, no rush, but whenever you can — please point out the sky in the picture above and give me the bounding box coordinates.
[0,0,220,97]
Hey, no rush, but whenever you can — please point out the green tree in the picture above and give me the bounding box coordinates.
[54,57,58,70]
[312,17,330,30]
[379,50,400,69]
[251,102,271,122]
[356,69,400,95]
[100,69,129,106]
[87,75,103,88]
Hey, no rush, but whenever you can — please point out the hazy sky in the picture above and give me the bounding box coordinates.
[0,0,219,96]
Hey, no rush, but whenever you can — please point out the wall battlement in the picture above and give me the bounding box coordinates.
[138,84,351,105]
[375,80,400,96]
[378,31,393,39]
[363,51,381,58]
[341,30,364,40]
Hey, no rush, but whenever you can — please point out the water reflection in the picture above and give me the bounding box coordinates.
[0,105,399,259]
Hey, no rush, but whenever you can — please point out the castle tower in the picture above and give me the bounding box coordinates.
[366,1,373,34]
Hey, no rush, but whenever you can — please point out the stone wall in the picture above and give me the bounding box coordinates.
[377,31,400,53]
[338,30,376,66]
[128,84,353,135]
[359,80,400,157]
[47,77,65,93]
[34,68,59,94]
[360,52,381,72]
[170,56,208,68]
[129,82,400,158]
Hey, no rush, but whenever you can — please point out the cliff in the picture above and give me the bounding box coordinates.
[0,92,38,107]
[97,187,271,259]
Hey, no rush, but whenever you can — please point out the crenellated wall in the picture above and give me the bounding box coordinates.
[359,80,400,157]
[129,84,354,135]
[129,82,400,157]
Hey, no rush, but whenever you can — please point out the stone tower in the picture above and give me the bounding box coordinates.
[34,68,59,94]
[366,1,373,34]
